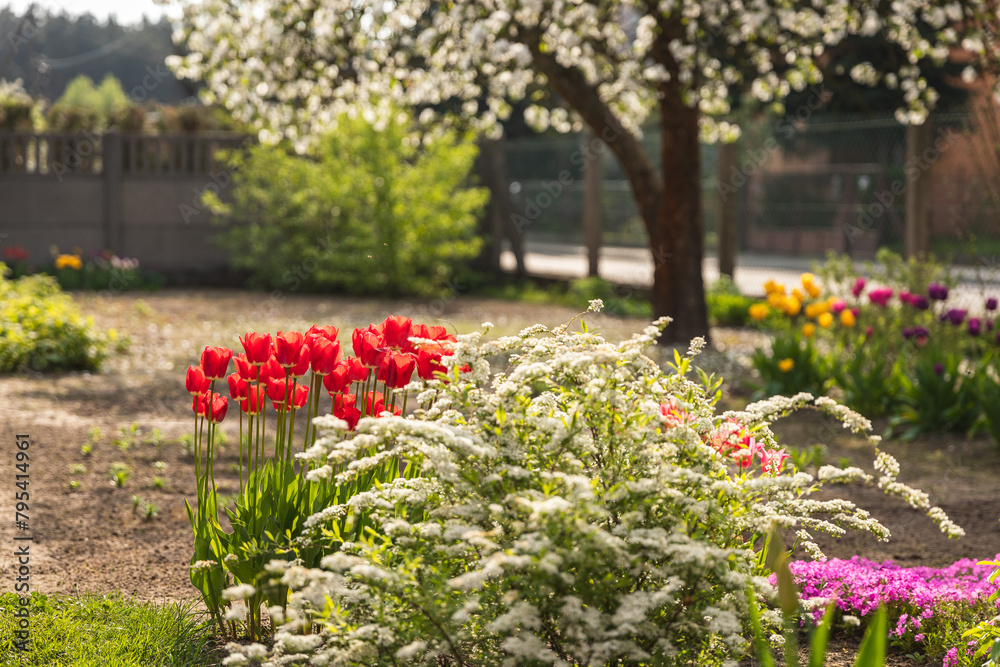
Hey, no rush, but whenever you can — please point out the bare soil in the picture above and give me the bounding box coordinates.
[0,289,997,666]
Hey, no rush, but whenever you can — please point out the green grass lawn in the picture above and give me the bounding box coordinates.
[0,592,219,667]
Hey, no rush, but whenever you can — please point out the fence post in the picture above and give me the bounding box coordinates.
[905,121,933,258]
[716,140,738,277]
[103,130,125,254]
[583,131,602,277]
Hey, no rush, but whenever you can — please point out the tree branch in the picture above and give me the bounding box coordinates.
[520,24,664,246]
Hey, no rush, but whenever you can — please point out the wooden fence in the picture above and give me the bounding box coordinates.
[0,130,249,276]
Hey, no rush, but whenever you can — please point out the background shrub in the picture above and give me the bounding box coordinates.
[0,264,120,373]
[208,113,488,297]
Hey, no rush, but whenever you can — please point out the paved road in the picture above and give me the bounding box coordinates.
[501,242,1000,307]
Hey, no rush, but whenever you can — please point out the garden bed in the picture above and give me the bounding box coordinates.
[1,289,999,664]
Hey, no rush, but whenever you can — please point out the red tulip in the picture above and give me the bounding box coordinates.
[206,394,228,423]
[306,324,340,341]
[240,386,265,415]
[334,403,361,431]
[346,356,369,382]
[233,353,258,381]
[378,352,416,389]
[382,316,412,349]
[200,346,233,380]
[267,377,290,405]
[310,337,343,375]
[258,357,285,384]
[240,332,272,365]
[332,392,357,410]
[323,361,352,395]
[416,347,448,380]
[274,331,306,367]
[352,327,387,366]
[228,373,249,401]
[185,365,210,396]
[291,384,310,410]
[288,345,312,378]
[194,393,228,423]
[413,324,454,342]
[364,391,400,417]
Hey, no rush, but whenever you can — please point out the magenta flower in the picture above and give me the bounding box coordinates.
[946,308,967,326]
[851,277,867,297]
[988,297,998,311]
[928,283,949,300]
[868,287,894,307]
[943,647,958,667]
[910,295,930,310]
[969,317,982,337]
[830,299,846,314]
[776,555,1000,632]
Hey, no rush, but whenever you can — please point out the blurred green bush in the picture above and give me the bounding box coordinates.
[207,113,487,298]
[0,264,124,373]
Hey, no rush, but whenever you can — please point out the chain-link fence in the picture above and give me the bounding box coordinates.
[502,110,1000,294]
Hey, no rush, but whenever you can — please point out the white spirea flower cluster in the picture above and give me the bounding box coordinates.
[221,319,963,666]
[169,0,996,150]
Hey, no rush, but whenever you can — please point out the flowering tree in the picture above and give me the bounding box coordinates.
[168,0,997,343]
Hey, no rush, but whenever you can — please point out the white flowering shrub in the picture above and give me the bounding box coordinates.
[230,316,960,666]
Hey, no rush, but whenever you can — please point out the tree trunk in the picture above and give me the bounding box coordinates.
[904,122,933,259]
[523,28,709,345]
[476,136,526,275]
[654,83,711,345]
[716,140,738,278]
[583,131,602,277]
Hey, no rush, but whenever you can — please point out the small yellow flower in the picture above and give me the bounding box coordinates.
[802,323,816,338]
[778,358,795,372]
[818,312,834,328]
[804,302,828,319]
[748,303,769,321]
[767,293,786,309]
[840,309,856,327]
[55,254,82,270]
[792,288,806,303]
[783,296,802,317]
[764,279,786,296]
[805,282,822,299]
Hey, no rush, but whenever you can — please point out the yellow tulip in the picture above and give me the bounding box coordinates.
[802,323,816,338]
[805,283,822,299]
[748,304,769,321]
[55,254,82,270]
[792,288,806,303]
[783,297,802,317]
[778,358,795,372]
[818,312,834,328]
[840,309,856,327]
[767,293,786,309]
[801,272,816,286]
[804,302,828,319]
[764,279,787,296]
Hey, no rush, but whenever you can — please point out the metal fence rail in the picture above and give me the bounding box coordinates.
[503,111,1000,290]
